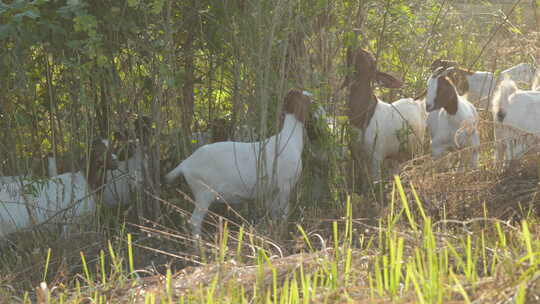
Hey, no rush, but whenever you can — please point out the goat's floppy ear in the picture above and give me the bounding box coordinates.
[375,71,403,88]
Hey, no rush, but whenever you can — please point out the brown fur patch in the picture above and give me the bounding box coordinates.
[87,139,117,189]
[283,89,310,123]
[347,49,379,129]
[352,49,377,79]
[435,77,458,115]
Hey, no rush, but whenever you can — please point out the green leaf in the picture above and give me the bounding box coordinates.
[0,2,9,14]
[509,26,522,35]
[65,39,84,49]
[17,9,40,19]
[151,0,164,14]
[0,24,11,40]
[73,14,97,35]
[127,0,139,7]
[11,0,27,10]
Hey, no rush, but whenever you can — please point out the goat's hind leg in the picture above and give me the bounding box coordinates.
[190,190,215,239]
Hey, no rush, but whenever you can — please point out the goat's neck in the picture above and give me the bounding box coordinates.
[278,113,304,151]
[86,166,108,192]
[348,79,378,129]
[447,98,470,126]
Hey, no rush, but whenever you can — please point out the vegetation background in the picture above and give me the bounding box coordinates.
[0,0,539,302]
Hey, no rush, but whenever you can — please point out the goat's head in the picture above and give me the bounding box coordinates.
[431,59,473,95]
[283,89,312,123]
[343,48,403,89]
[90,139,117,170]
[426,67,459,114]
[431,59,458,72]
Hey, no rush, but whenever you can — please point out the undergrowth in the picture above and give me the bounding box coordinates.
[0,176,538,303]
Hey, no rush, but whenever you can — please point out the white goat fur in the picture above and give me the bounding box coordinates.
[353,99,427,178]
[426,68,480,168]
[102,142,147,206]
[492,79,540,161]
[0,140,114,238]
[454,63,536,107]
[165,90,310,237]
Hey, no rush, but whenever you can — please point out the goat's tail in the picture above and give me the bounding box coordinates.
[492,78,517,118]
[164,162,185,184]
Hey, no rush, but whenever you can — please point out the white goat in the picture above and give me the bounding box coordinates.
[425,67,480,168]
[165,89,311,237]
[0,139,116,238]
[345,48,426,180]
[492,79,540,161]
[431,60,537,108]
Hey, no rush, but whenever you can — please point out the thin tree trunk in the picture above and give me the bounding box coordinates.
[182,29,195,135]
[45,54,58,163]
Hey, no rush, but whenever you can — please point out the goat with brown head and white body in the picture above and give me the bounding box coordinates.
[425,67,480,169]
[165,89,311,238]
[345,48,426,180]
[431,59,537,108]
[0,139,117,238]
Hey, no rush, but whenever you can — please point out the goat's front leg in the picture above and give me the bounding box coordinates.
[469,132,480,169]
[493,127,505,164]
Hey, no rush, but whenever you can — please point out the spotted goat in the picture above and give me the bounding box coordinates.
[425,66,480,169]
[431,59,537,109]
[344,48,426,181]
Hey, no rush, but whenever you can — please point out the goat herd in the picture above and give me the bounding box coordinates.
[1,48,539,242]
